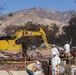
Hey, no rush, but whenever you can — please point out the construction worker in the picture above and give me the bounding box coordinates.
[27,61,43,75]
[64,41,70,57]
[51,52,61,75]
[51,44,59,57]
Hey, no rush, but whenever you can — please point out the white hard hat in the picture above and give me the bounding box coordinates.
[52,44,55,47]
[36,61,40,64]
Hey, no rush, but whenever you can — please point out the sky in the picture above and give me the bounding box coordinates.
[0,0,76,14]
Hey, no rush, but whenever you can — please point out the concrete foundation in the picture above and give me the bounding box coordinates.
[0,70,29,75]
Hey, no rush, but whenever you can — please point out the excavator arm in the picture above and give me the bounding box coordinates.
[12,28,51,50]
[39,28,51,50]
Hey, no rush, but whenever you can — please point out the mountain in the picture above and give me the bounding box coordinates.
[0,7,76,36]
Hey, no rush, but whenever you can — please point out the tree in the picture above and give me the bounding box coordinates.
[51,23,59,35]
[63,16,76,46]
[50,23,59,44]
[0,4,6,25]
[0,4,6,13]
[8,13,13,26]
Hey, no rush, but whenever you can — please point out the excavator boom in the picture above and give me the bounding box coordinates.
[13,28,51,50]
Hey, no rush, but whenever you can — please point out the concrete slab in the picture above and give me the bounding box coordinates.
[0,70,29,75]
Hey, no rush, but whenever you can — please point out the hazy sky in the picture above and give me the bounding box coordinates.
[1,0,76,14]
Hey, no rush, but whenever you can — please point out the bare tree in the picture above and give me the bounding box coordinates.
[0,4,6,13]
[0,4,6,25]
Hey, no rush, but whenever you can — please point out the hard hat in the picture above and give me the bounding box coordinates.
[36,61,40,64]
[52,44,55,47]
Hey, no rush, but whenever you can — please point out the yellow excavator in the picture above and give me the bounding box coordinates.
[0,28,51,51]
[0,28,51,60]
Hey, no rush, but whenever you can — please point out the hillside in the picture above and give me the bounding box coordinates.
[0,7,76,36]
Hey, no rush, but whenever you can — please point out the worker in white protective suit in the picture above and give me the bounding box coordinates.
[51,44,59,57]
[64,41,70,57]
[51,52,61,75]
